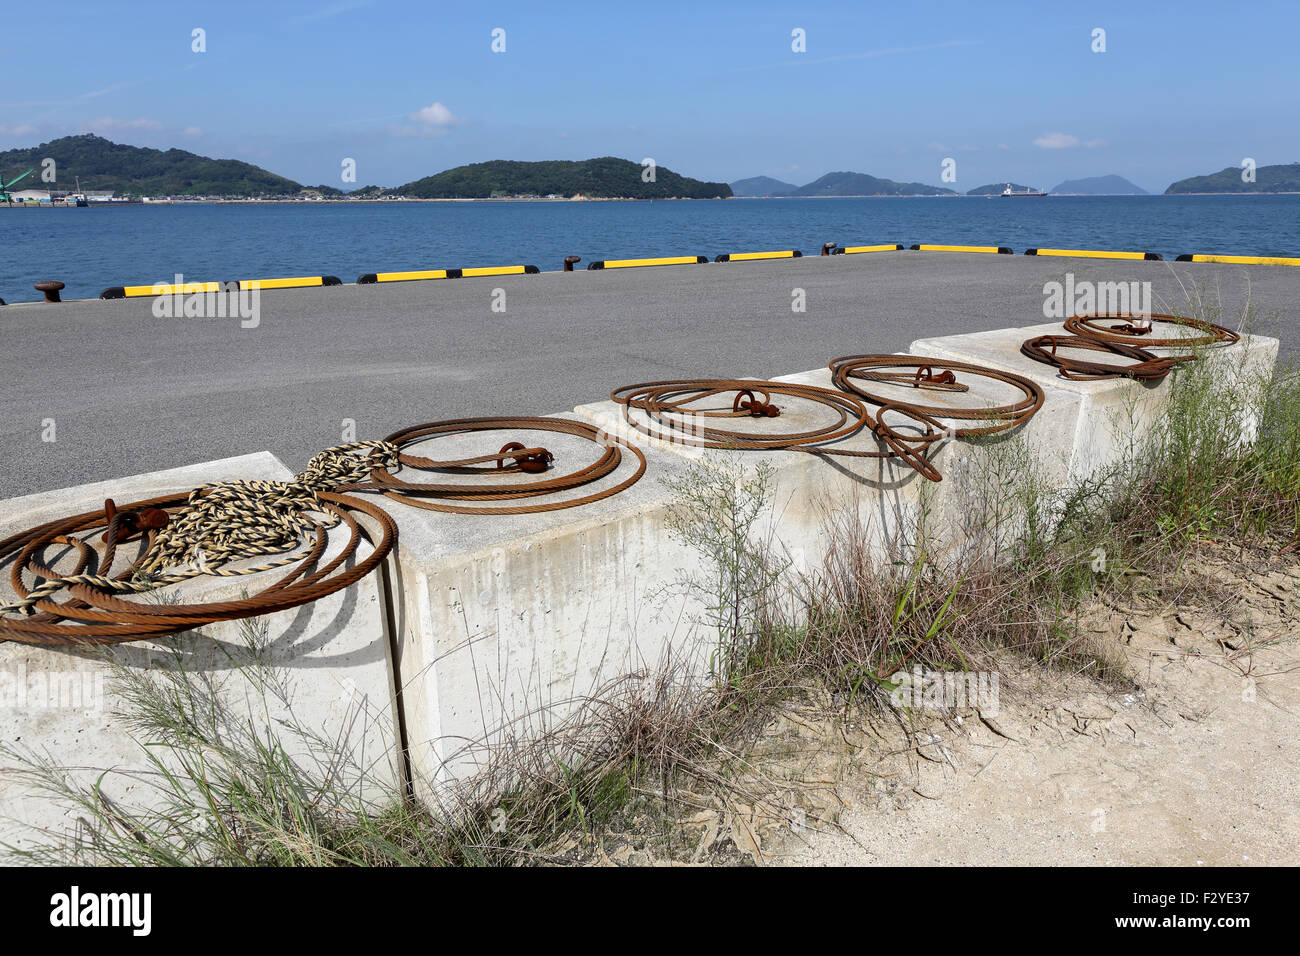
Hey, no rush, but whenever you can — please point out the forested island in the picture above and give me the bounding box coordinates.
[0,135,313,197]
[0,137,730,200]
[397,158,730,199]
[1165,163,1300,194]
[789,171,957,197]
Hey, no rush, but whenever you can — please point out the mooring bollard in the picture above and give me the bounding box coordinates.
[564,256,581,272]
[822,242,837,256]
[34,280,65,303]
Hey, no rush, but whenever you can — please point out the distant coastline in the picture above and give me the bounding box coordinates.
[7,134,1300,204]
[8,192,1299,208]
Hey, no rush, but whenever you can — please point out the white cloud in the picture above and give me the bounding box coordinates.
[1,118,206,146]
[411,102,459,127]
[89,117,163,132]
[389,102,465,137]
[80,83,131,100]
[1033,132,1106,150]
[737,39,980,72]
[290,0,373,24]
[1034,132,1080,149]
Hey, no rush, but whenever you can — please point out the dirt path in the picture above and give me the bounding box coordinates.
[773,554,1300,866]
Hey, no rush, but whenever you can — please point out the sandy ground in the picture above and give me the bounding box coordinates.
[760,551,1300,866]
[594,546,1300,867]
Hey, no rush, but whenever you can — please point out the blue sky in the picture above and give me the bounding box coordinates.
[2,0,1297,192]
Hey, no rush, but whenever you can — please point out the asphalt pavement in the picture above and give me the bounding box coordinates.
[2,251,1296,499]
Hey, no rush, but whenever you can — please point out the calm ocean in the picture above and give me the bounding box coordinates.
[2,195,1298,302]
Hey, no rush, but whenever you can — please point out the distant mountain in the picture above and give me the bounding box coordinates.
[1049,174,1148,196]
[1165,162,1300,194]
[399,158,731,199]
[793,171,958,197]
[730,175,798,197]
[967,182,1041,196]
[0,134,304,196]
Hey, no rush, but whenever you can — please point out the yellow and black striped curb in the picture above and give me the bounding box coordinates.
[1025,248,1162,261]
[830,243,904,255]
[1175,253,1300,267]
[714,250,802,262]
[910,244,1013,254]
[586,256,708,270]
[101,276,342,299]
[357,264,540,283]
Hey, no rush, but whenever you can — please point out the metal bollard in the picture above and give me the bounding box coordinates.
[35,280,65,303]
[564,256,581,272]
[821,242,837,256]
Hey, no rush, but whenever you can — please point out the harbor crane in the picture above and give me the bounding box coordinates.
[1,168,36,204]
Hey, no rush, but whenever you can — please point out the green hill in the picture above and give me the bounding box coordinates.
[731,175,798,197]
[398,158,731,199]
[791,171,957,197]
[1165,162,1300,194]
[0,134,304,197]
[1050,174,1148,195]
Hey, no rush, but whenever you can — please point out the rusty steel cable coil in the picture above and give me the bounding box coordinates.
[0,489,395,646]
[828,355,1044,437]
[1062,312,1240,349]
[350,417,647,515]
[1020,334,1195,381]
[610,379,948,481]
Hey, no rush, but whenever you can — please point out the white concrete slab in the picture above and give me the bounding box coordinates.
[378,413,712,792]
[0,454,401,853]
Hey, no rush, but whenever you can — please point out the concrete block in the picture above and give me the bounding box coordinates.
[0,454,401,853]
[381,414,712,792]
[770,363,1081,563]
[909,323,1280,483]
